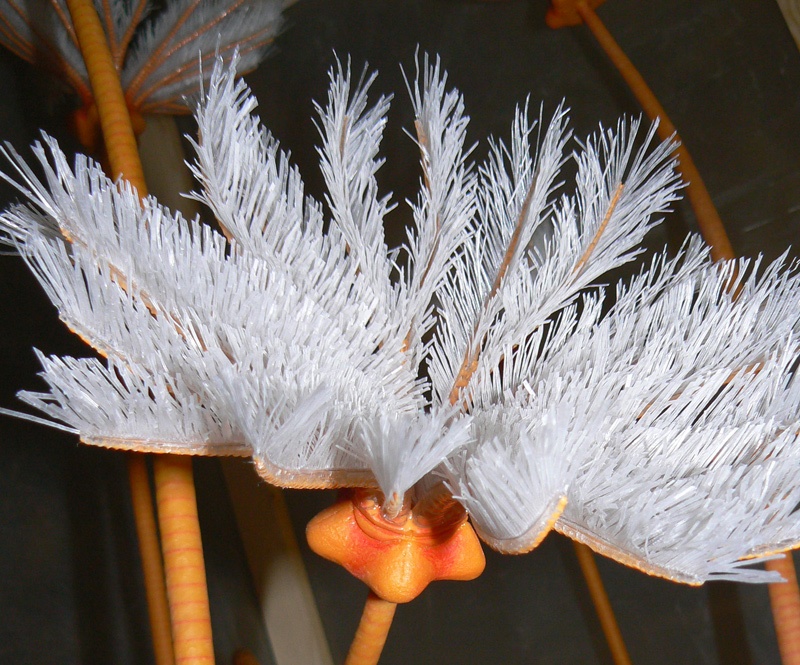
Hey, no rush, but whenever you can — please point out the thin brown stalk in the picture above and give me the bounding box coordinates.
[573,183,623,275]
[339,114,350,160]
[116,0,148,68]
[574,0,734,263]
[128,453,176,665]
[573,541,633,665]
[124,0,202,102]
[768,555,800,665]
[63,1,182,661]
[447,167,540,406]
[47,0,79,47]
[569,6,799,662]
[2,0,92,101]
[412,119,443,293]
[448,178,623,409]
[65,2,218,663]
[99,0,117,60]
[399,120,441,354]
[567,176,629,665]
[489,171,539,299]
[0,19,36,61]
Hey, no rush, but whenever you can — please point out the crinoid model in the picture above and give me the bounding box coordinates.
[5,42,800,665]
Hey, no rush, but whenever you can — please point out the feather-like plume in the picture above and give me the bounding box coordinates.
[402,53,477,359]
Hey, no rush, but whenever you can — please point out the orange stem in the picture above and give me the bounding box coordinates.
[575,1,735,262]
[128,453,176,665]
[345,592,397,665]
[65,0,146,192]
[154,455,216,665]
[768,556,800,665]
[573,542,633,665]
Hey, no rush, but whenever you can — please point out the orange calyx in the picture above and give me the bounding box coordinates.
[306,489,485,604]
[545,0,607,28]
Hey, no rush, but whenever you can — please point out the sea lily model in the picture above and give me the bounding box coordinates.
[0,0,286,149]
[3,53,800,660]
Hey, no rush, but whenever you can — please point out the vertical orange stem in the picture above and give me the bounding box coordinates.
[345,592,397,665]
[768,556,800,665]
[573,542,633,665]
[575,1,735,262]
[128,453,176,665]
[64,1,216,664]
[64,0,146,192]
[154,455,216,665]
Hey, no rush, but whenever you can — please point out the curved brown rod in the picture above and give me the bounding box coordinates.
[550,2,800,664]
[231,649,261,665]
[64,0,216,663]
[345,593,398,665]
[548,0,735,263]
[573,541,633,665]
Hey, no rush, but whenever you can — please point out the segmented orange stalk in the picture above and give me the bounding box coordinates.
[548,3,800,663]
[65,0,145,189]
[345,593,398,665]
[64,1,177,663]
[154,456,215,665]
[64,1,216,663]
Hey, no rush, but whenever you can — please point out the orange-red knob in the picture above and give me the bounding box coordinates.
[306,489,485,604]
[545,0,607,28]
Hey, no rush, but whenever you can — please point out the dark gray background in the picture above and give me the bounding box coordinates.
[2,0,800,663]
